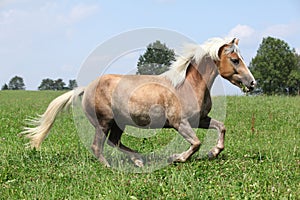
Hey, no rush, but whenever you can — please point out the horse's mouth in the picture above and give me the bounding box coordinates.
[239,82,250,93]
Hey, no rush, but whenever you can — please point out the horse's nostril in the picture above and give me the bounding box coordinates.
[250,81,256,87]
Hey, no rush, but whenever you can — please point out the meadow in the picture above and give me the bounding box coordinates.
[0,90,299,199]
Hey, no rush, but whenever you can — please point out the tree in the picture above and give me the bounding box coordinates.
[249,37,300,95]
[53,78,66,90]
[8,76,25,90]
[38,78,55,90]
[136,40,175,75]
[68,79,78,90]
[1,83,8,90]
[287,53,300,95]
[38,78,67,90]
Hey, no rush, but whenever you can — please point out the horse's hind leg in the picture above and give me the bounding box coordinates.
[91,125,110,167]
[108,123,144,167]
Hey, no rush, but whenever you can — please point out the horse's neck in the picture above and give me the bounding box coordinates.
[186,58,218,91]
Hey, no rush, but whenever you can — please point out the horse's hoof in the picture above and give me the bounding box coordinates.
[167,156,175,164]
[207,151,216,160]
[104,162,111,168]
[131,156,144,167]
[134,159,144,167]
[168,154,180,163]
[167,156,173,164]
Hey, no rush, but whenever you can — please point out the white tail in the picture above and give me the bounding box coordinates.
[21,87,85,149]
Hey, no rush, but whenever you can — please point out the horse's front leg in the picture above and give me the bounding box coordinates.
[169,120,201,163]
[199,117,226,159]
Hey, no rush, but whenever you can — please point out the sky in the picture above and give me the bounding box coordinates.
[1,0,300,94]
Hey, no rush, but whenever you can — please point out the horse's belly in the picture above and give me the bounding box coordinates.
[113,104,168,129]
[111,77,181,128]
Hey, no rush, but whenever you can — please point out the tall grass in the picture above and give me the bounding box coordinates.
[0,91,299,199]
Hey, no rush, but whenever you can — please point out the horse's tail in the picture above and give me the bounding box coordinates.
[21,87,85,149]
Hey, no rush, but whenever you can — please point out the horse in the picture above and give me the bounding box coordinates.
[21,37,256,167]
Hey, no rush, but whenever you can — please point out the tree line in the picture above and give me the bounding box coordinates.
[2,37,300,95]
[1,77,78,91]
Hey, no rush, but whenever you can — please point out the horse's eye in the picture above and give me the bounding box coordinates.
[230,58,239,65]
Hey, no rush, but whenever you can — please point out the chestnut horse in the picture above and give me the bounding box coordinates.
[22,37,256,167]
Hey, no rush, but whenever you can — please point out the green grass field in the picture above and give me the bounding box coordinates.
[0,90,299,199]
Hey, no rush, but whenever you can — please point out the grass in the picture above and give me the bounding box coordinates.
[0,90,299,199]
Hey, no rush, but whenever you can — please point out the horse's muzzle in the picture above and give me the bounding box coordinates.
[248,80,257,91]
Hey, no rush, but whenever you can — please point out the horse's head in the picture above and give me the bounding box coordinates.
[217,38,256,92]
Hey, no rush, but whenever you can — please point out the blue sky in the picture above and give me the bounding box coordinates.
[1,0,300,94]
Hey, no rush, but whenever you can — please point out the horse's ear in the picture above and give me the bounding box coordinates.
[234,38,239,45]
[218,45,226,59]
[230,38,239,45]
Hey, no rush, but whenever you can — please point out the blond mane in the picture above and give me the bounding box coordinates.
[161,37,237,87]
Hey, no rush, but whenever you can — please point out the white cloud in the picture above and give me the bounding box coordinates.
[0,8,27,25]
[0,2,101,45]
[226,24,260,48]
[228,22,300,45]
[0,0,20,8]
[227,24,256,39]
[0,2,101,90]
[227,22,300,63]
[262,23,300,38]
[58,3,99,24]
[0,2,100,28]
